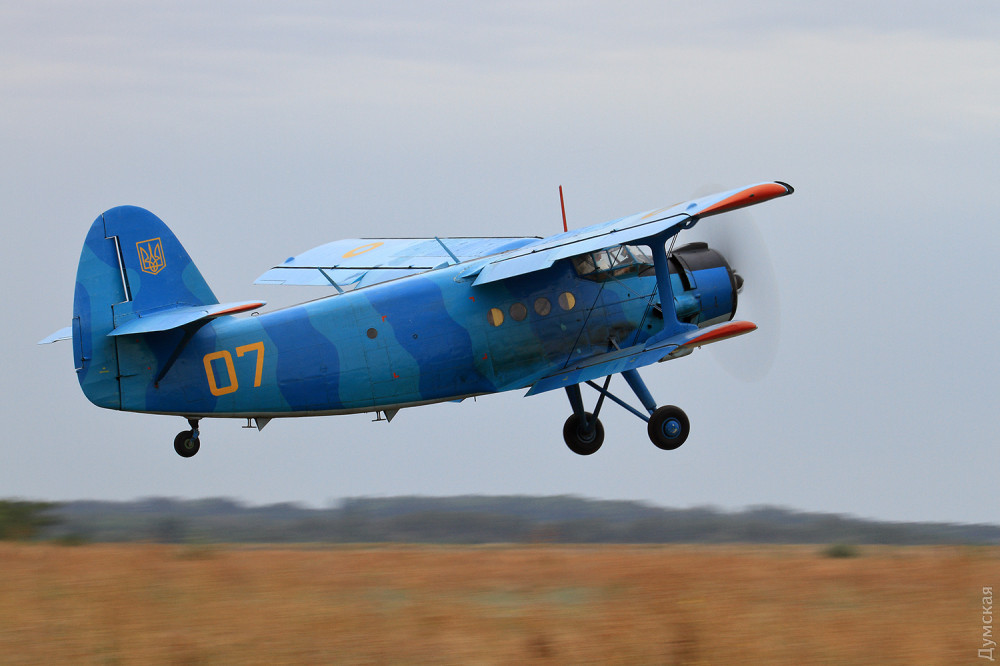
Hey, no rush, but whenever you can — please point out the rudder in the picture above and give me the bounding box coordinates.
[73,206,218,409]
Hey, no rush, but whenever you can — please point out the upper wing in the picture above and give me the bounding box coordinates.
[471,181,793,286]
[253,181,792,292]
[255,236,539,290]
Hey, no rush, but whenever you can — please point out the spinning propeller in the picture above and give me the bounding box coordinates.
[685,187,782,381]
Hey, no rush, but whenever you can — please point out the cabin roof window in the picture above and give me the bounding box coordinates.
[572,244,654,281]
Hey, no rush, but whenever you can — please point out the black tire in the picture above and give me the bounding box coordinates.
[648,405,689,450]
[563,412,604,456]
[173,430,200,458]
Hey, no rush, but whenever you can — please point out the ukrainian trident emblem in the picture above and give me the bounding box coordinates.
[137,238,166,275]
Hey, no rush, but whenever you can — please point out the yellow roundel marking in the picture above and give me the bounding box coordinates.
[342,241,384,259]
[488,307,504,327]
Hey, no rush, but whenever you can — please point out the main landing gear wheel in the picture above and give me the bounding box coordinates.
[648,405,690,450]
[174,430,200,458]
[563,412,604,456]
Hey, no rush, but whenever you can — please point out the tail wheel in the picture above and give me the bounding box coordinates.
[648,405,689,450]
[173,431,200,458]
[563,413,604,456]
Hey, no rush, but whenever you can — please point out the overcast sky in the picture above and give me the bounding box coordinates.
[3,1,998,524]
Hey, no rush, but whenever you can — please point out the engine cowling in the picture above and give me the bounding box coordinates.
[668,242,741,327]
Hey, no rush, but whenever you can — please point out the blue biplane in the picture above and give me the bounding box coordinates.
[41,182,793,457]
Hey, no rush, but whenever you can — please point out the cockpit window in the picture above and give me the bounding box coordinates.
[572,244,654,281]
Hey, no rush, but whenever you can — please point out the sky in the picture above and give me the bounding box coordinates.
[3,1,998,524]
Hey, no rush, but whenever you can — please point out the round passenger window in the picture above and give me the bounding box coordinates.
[488,307,505,326]
[534,297,551,316]
[509,302,527,321]
[558,292,576,311]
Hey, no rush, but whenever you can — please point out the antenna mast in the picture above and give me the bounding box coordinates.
[559,185,568,232]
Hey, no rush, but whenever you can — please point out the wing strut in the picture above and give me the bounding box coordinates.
[433,237,460,265]
[319,269,346,294]
[640,229,698,345]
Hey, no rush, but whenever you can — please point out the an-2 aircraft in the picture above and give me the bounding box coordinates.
[41,181,793,457]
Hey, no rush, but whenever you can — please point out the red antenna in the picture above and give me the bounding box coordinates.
[559,185,568,232]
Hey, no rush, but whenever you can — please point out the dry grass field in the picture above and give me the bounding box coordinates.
[0,543,994,664]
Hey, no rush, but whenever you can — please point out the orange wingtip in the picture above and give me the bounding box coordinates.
[212,302,265,317]
[681,320,757,348]
[697,182,792,218]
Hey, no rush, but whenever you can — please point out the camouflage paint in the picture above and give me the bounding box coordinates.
[71,206,741,420]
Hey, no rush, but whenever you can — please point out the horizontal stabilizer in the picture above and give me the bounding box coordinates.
[108,300,265,337]
[526,320,757,395]
[38,326,72,345]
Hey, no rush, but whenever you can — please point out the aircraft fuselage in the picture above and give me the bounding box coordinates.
[116,260,661,418]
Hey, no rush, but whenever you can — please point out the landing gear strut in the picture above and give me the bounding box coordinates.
[563,378,610,455]
[174,418,201,458]
[561,370,689,455]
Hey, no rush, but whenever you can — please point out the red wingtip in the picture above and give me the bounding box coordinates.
[682,320,758,348]
[698,182,792,218]
[212,302,265,317]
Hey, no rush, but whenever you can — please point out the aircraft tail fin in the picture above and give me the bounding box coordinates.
[73,206,218,409]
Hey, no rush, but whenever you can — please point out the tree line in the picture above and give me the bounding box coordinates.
[3,496,997,545]
[0,501,60,540]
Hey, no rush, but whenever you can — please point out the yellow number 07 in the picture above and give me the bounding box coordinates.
[203,342,265,397]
